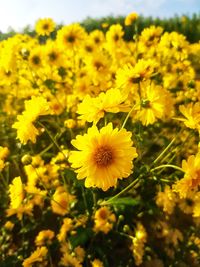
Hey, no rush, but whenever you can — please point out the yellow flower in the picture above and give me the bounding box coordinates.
[116,59,158,95]
[23,96,49,121]
[173,153,200,198]
[4,221,14,231]
[130,223,147,266]
[60,252,82,267]
[44,40,63,66]
[12,96,49,144]
[178,102,200,131]
[35,18,55,36]
[12,115,39,144]
[57,217,73,242]
[193,192,200,217]
[22,246,48,267]
[106,24,124,45]
[91,258,104,267]
[69,123,138,191]
[134,81,172,126]
[77,88,129,124]
[93,206,116,234]
[156,185,177,214]
[125,12,138,26]
[56,23,87,50]
[0,159,5,171]
[35,230,55,246]
[8,176,24,209]
[28,47,43,69]
[89,30,105,46]
[51,186,74,216]
[0,146,9,159]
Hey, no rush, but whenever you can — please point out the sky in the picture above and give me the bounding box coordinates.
[0,0,199,32]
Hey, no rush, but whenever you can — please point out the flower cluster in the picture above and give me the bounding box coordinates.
[0,13,200,267]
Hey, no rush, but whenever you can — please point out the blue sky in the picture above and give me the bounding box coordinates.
[0,0,199,32]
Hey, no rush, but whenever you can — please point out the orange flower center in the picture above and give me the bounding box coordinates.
[42,24,49,30]
[98,208,109,220]
[93,146,113,167]
[191,169,200,188]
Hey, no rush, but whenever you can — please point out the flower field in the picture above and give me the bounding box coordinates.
[0,14,200,266]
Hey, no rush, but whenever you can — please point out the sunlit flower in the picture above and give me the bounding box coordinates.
[130,223,147,266]
[51,186,75,216]
[35,18,56,36]
[173,153,200,198]
[91,258,104,267]
[178,102,200,131]
[8,176,24,209]
[133,81,173,126]
[35,230,55,246]
[77,88,129,124]
[93,206,116,234]
[125,12,138,26]
[12,96,49,144]
[22,246,48,267]
[56,23,87,49]
[69,123,138,191]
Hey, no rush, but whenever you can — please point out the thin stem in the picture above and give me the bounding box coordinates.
[121,105,136,129]
[38,121,68,160]
[150,164,184,173]
[116,231,133,240]
[47,244,54,267]
[100,177,139,206]
[153,137,176,164]
[0,172,8,189]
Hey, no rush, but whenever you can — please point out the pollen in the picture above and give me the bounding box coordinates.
[93,146,113,167]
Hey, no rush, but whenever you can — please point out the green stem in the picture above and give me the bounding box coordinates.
[121,105,136,129]
[153,137,176,164]
[150,164,184,173]
[100,177,139,206]
[38,121,68,160]
[0,172,8,189]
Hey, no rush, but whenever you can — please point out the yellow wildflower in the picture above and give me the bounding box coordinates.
[69,123,138,191]
[93,206,116,234]
[173,153,200,198]
[35,18,55,36]
[125,12,138,26]
[35,230,55,246]
[51,186,75,216]
[22,246,48,267]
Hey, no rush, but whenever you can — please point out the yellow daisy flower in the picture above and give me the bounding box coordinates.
[178,102,200,131]
[35,230,55,246]
[68,123,138,191]
[56,23,87,50]
[77,88,129,124]
[134,81,173,126]
[22,246,48,267]
[8,176,24,209]
[51,186,75,216]
[35,18,55,36]
[93,206,116,234]
[173,153,200,198]
[12,96,49,144]
[125,12,138,26]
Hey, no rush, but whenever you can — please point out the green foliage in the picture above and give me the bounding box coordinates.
[0,13,199,43]
[80,13,200,43]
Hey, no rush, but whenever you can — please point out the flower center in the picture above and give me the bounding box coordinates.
[43,23,49,30]
[191,169,200,188]
[94,146,113,167]
[98,208,109,220]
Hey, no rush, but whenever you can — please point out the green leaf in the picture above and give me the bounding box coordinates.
[69,227,93,248]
